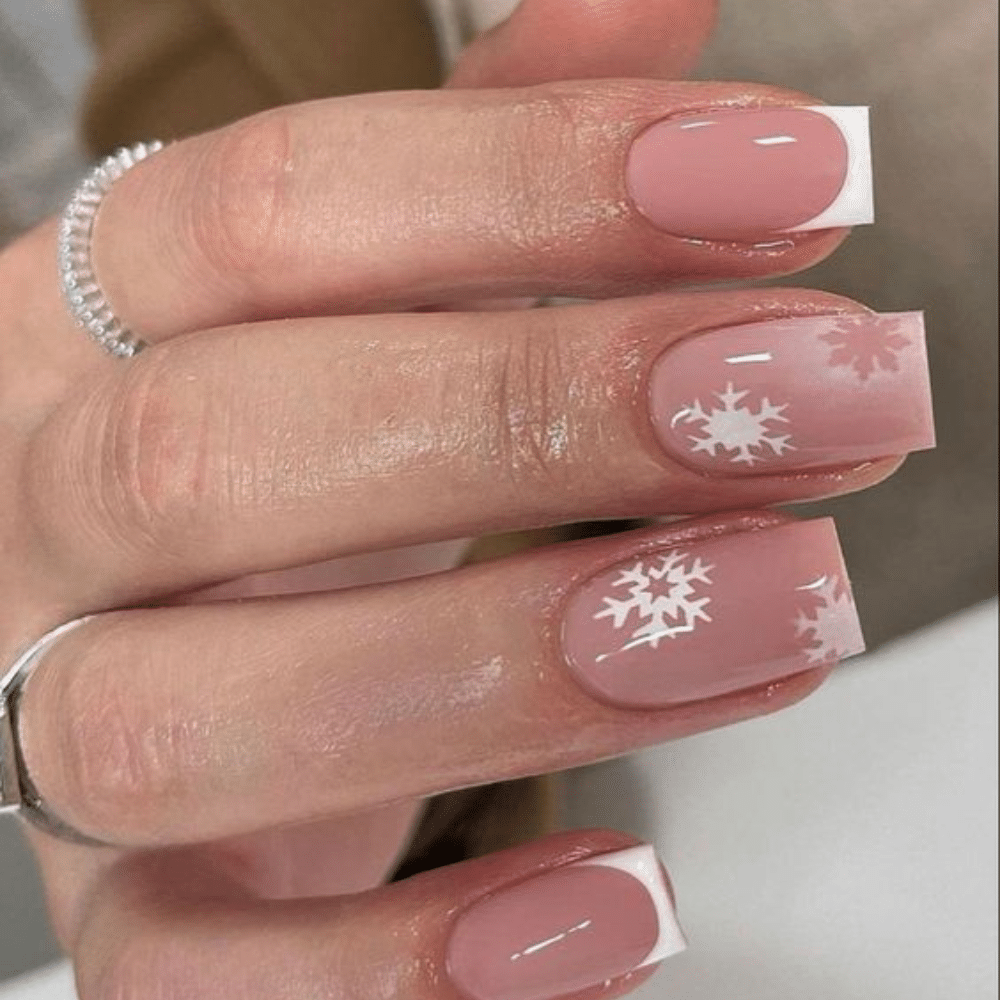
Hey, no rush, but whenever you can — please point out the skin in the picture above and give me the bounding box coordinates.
[0,1,905,995]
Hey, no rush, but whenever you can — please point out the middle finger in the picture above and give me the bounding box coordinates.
[22,290,933,606]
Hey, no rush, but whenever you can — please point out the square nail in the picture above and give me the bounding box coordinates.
[446,845,685,1000]
[562,519,864,709]
[650,312,934,475]
[627,106,873,241]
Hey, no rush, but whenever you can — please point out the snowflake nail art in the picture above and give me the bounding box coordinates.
[593,551,714,651]
[651,312,933,475]
[562,519,866,708]
[820,315,912,382]
[676,382,794,466]
[794,574,861,665]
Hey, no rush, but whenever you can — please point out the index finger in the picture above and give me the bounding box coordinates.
[11,80,868,372]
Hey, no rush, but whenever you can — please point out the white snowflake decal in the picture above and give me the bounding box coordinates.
[820,316,911,383]
[795,576,857,665]
[594,550,714,651]
[678,382,794,466]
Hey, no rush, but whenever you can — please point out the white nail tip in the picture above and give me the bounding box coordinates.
[792,106,875,231]
[576,845,688,968]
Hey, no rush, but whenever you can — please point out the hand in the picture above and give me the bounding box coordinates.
[0,1,934,996]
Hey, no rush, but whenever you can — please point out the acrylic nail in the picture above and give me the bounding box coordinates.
[446,845,685,1000]
[627,106,873,241]
[562,518,864,709]
[650,312,934,475]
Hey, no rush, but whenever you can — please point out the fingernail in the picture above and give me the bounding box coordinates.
[650,312,934,474]
[562,518,864,708]
[446,845,685,1000]
[627,106,873,241]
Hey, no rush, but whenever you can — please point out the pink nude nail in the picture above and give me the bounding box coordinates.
[650,312,934,474]
[627,106,873,241]
[446,845,685,1000]
[562,519,864,709]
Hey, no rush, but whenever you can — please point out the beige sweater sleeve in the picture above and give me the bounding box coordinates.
[80,0,443,154]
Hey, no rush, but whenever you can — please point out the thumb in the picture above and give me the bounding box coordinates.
[447,0,719,88]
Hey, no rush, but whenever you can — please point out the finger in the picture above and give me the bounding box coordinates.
[15,80,865,372]
[24,803,425,952]
[442,0,717,313]
[25,290,929,609]
[441,0,717,313]
[448,0,719,87]
[20,512,854,846]
[74,830,678,1000]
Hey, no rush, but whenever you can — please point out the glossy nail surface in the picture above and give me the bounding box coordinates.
[447,845,684,1000]
[651,312,934,474]
[563,519,863,709]
[627,106,873,241]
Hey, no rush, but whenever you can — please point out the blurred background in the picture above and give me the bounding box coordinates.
[1,0,996,993]
[1,4,90,978]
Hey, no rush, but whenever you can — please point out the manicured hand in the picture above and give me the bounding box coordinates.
[0,1,934,996]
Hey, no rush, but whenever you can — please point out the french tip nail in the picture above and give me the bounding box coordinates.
[446,843,682,1000]
[791,106,874,232]
[578,845,688,966]
[627,104,875,241]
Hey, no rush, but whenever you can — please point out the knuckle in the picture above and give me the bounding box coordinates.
[96,350,217,559]
[23,354,203,566]
[493,84,624,253]
[53,626,186,834]
[180,112,293,296]
[25,339,244,570]
[481,318,575,485]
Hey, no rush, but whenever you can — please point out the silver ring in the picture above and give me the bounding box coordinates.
[1,617,112,847]
[58,141,165,359]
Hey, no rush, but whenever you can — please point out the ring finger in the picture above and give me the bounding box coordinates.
[21,510,860,846]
